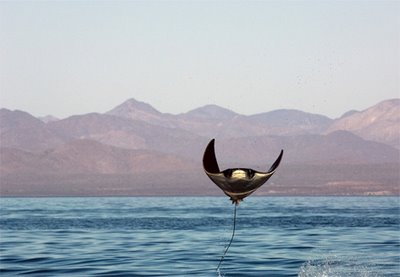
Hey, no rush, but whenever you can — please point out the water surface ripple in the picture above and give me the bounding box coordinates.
[0,197,399,276]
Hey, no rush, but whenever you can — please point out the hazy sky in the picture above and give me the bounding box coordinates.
[1,1,399,119]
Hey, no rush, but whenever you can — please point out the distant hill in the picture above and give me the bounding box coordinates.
[0,109,64,152]
[47,112,205,158]
[106,98,336,138]
[106,98,175,127]
[212,131,398,169]
[247,109,332,135]
[0,98,399,196]
[327,99,400,148]
[0,139,195,176]
[182,104,238,120]
[38,115,59,123]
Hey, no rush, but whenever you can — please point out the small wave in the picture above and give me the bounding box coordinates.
[298,255,383,277]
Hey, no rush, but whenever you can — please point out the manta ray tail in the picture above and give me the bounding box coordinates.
[216,203,238,272]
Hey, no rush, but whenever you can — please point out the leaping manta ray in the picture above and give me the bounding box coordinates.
[202,139,283,271]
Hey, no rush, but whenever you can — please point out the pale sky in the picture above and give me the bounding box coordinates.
[0,1,399,119]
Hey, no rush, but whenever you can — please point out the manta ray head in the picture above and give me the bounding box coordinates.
[223,169,255,180]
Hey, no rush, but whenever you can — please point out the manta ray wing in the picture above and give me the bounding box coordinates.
[202,139,220,174]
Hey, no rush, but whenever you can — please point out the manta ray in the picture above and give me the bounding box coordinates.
[202,138,283,271]
[203,139,283,205]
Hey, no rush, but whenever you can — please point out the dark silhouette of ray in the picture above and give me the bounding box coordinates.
[202,138,283,271]
[203,139,283,204]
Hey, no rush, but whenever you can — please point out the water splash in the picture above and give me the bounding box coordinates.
[216,268,225,277]
[298,255,382,277]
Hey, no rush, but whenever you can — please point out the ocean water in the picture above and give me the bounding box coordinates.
[0,196,399,276]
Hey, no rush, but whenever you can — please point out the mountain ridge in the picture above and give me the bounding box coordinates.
[327,99,400,148]
[1,98,399,196]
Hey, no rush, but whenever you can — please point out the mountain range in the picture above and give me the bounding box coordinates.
[1,98,399,196]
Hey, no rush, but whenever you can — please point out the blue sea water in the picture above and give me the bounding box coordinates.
[0,197,399,276]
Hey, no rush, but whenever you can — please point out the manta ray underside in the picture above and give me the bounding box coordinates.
[202,139,283,204]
